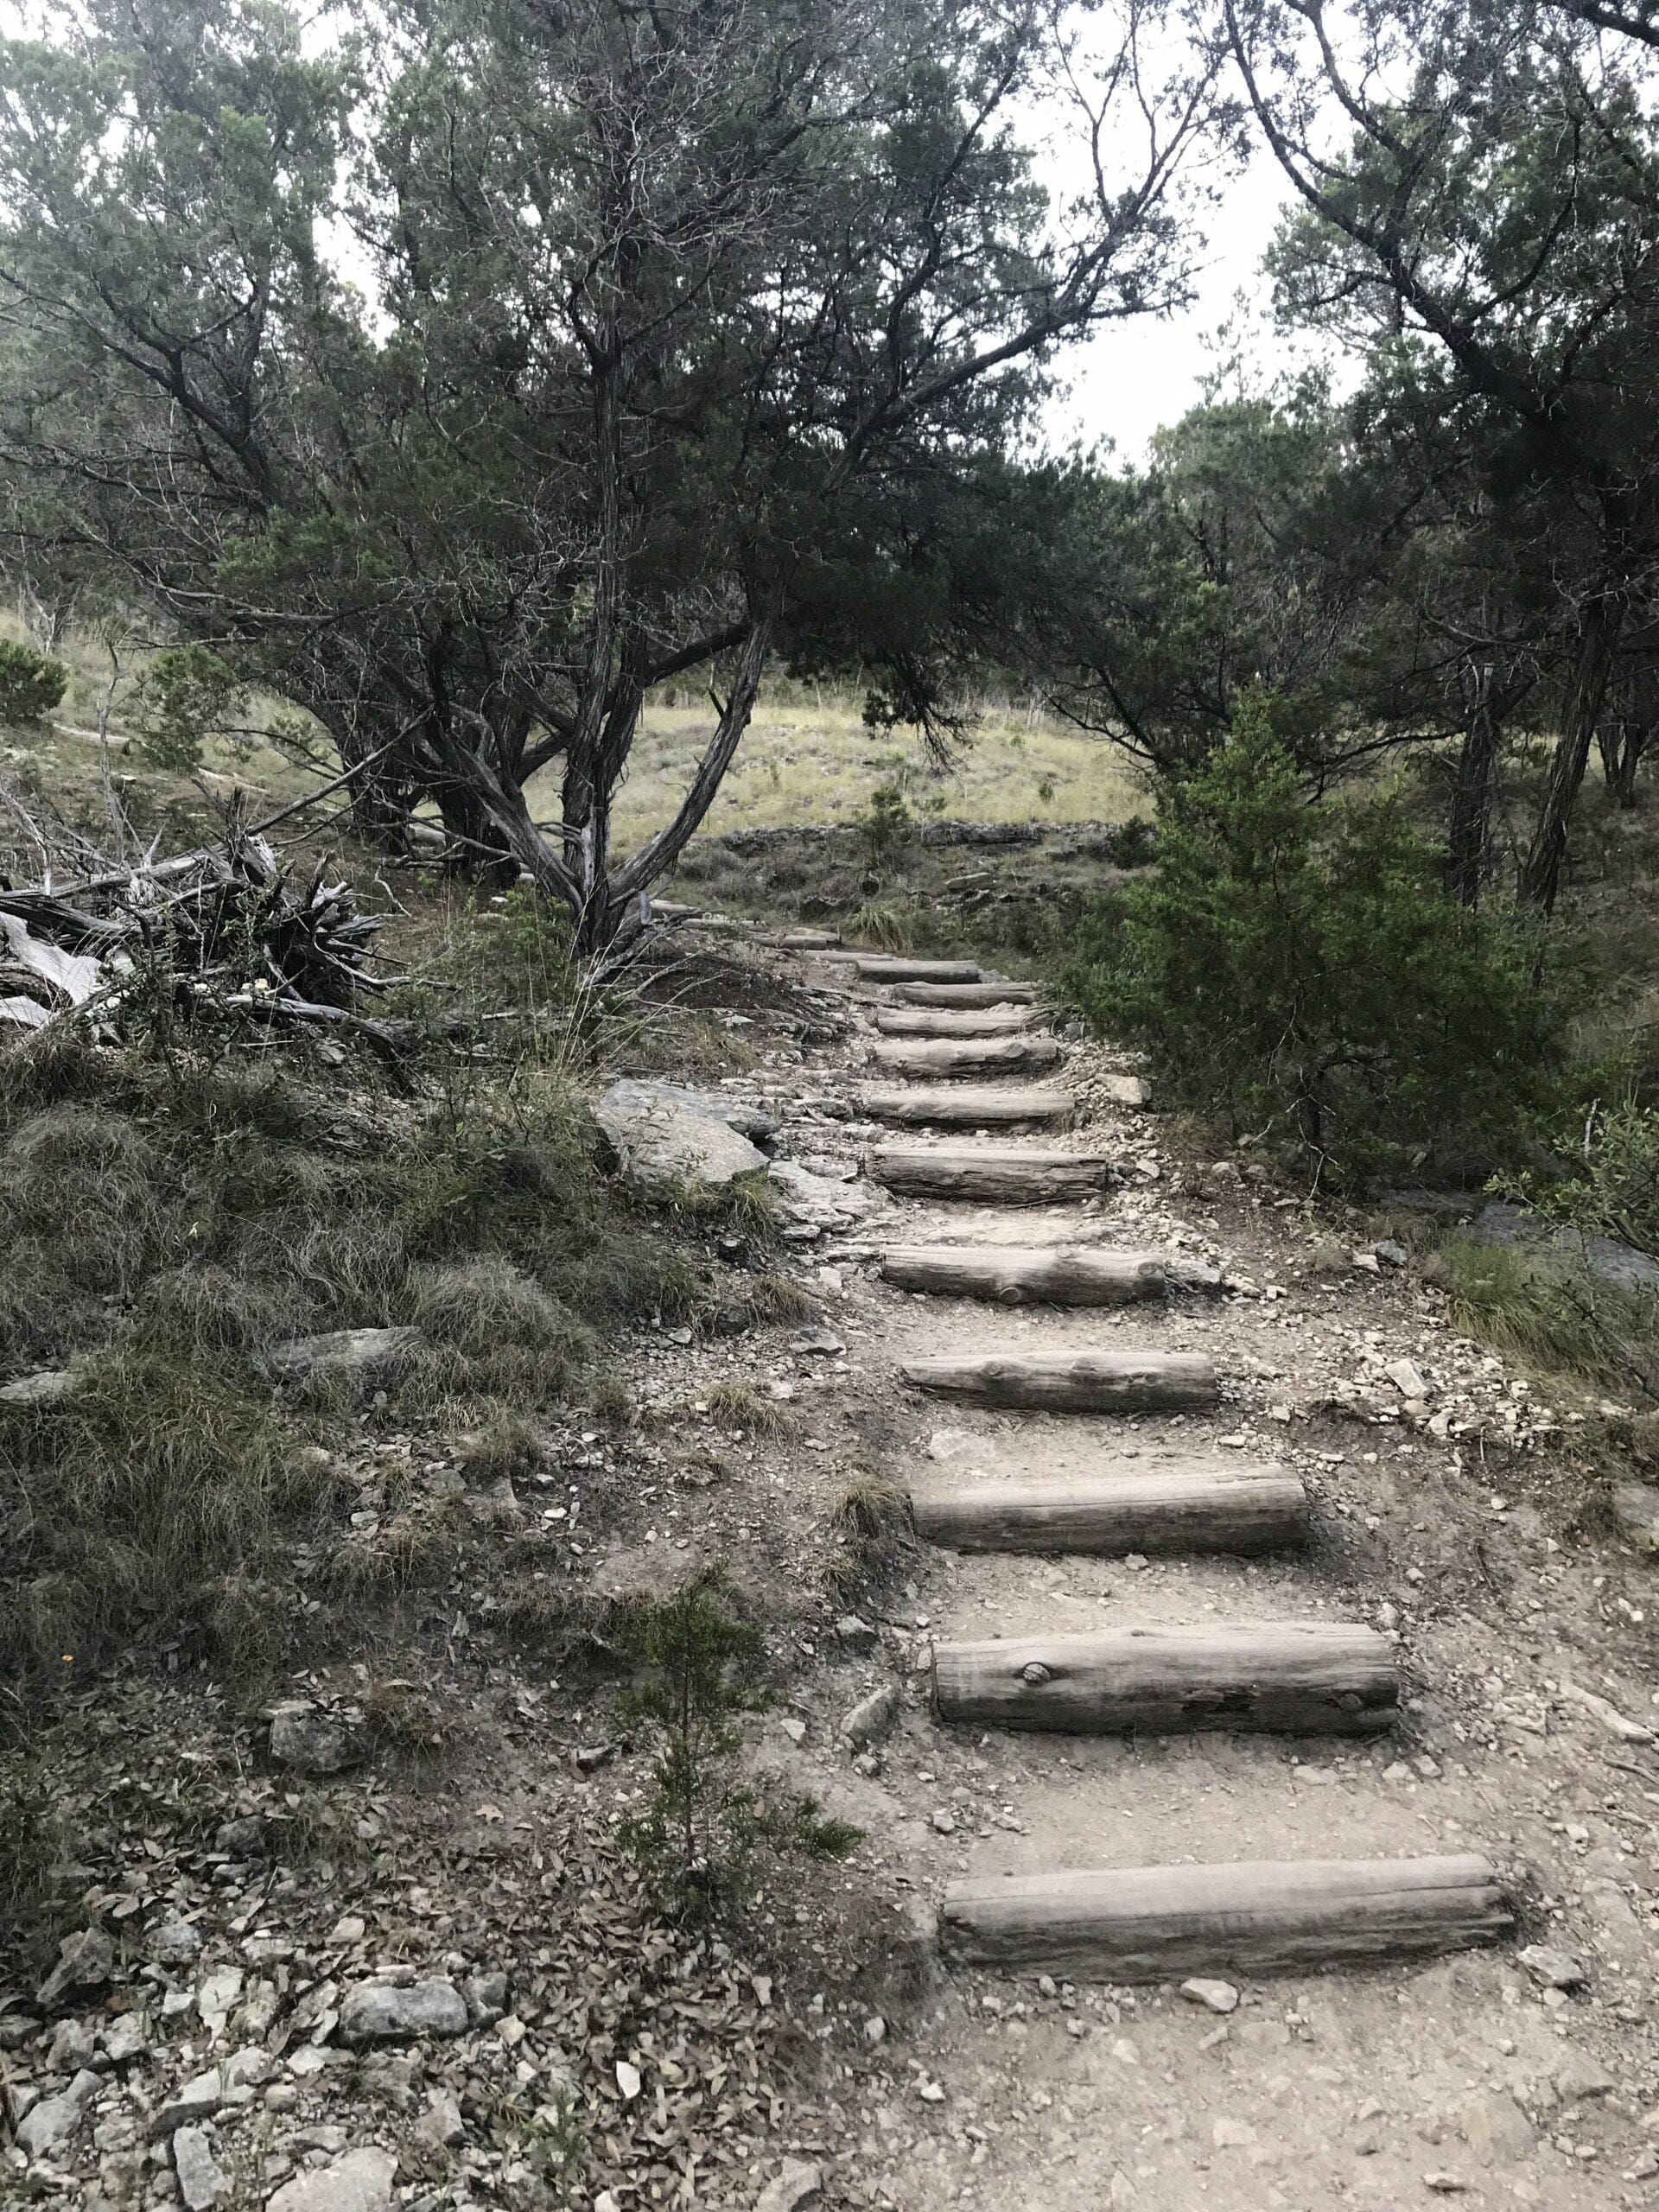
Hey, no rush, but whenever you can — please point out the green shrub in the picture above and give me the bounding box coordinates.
[130,645,247,770]
[618,1573,860,1919]
[1068,689,1567,1184]
[0,639,67,723]
[857,783,912,871]
[1514,1098,1659,1261]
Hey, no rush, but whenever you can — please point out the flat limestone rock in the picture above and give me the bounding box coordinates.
[266,1326,421,1382]
[267,2149,398,2212]
[598,1079,772,1194]
[602,1080,779,1142]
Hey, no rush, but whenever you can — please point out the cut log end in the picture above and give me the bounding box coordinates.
[939,1855,1511,1980]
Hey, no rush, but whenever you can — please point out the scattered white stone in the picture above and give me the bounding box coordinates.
[266,2147,397,2212]
[172,2123,226,2210]
[754,2159,823,2212]
[1179,1978,1239,2015]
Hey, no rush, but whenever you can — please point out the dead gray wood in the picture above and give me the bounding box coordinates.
[880,1244,1168,1306]
[911,1465,1308,1555]
[872,1035,1064,1077]
[901,1349,1217,1411]
[861,1085,1073,1128]
[938,1855,1511,1979]
[892,981,1036,1008]
[866,1145,1120,1203]
[874,1007,1039,1038]
[852,957,982,982]
[931,1623,1397,1736]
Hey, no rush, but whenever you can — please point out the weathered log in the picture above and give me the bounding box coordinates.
[872,1035,1064,1078]
[867,1145,1120,1204]
[901,1350,1217,1411]
[881,1244,1169,1306]
[932,1624,1397,1736]
[861,1085,1073,1128]
[853,957,982,982]
[911,1465,1308,1555]
[874,1006,1038,1038]
[939,1855,1511,1980]
[892,980,1035,1007]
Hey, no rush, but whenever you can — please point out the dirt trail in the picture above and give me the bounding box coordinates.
[756,944,1659,2212]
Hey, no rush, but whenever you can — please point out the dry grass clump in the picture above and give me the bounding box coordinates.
[0,1346,335,1693]
[823,1476,912,1592]
[703,1380,796,1436]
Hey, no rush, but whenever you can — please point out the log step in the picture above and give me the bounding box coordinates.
[862,1085,1073,1128]
[939,1855,1511,1980]
[912,1465,1308,1556]
[872,1036,1063,1078]
[932,1623,1397,1737]
[902,1349,1217,1411]
[854,957,982,983]
[881,1244,1192,1306]
[867,1144,1120,1204]
[875,1007,1039,1038]
[892,980,1034,1007]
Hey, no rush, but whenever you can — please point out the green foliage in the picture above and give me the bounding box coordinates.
[618,1573,860,1919]
[1070,690,1567,1183]
[1514,1099,1659,1262]
[0,637,67,722]
[130,645,248,771]
[858,783,913,871]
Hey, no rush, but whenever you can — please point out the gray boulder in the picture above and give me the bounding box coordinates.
[269,1700,358,1776]
[1611,1482,1659,1556]
[1468,1199,1659,1295]
[597,1080,772,1195]
[337,1978,467,2044]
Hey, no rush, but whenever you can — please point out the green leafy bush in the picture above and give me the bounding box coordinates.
[1066,690,1566,1183]
[130,645,247,770]
[1519,1099,1659,1260]
[0,639,67,723]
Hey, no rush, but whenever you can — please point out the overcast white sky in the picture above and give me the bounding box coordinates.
[1042,141,1301,464]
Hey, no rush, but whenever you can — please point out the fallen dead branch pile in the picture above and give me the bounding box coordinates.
[0,801,386,1042]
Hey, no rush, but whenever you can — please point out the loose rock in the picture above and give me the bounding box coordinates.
[337,1979,467,2044]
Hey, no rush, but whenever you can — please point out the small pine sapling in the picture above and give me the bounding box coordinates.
[618,1573,860,1918]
